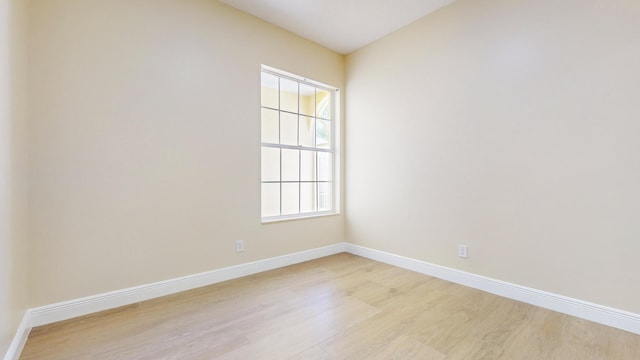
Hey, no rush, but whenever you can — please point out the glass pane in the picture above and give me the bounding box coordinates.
[317,152,332,181]
[318,182,333,212]
[261,108,279,144]
[299,116,315,147]
[299,83,316,116]
[281,112,298,146]
[262,183,280,217]
[316,119,331,149]
[300,150,316,182]
[301,182,316,213]
[316,89,331,119]
[261,147,280,181]
[261,72,279,109]
[282,183,299,215]
[280,78,298,113]
[281,149,299,182]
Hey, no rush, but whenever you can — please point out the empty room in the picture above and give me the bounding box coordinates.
[1,0,640,358]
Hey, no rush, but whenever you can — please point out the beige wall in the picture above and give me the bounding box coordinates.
[28,0,344,306]
[345,0,640,313]
[0,0,28,353]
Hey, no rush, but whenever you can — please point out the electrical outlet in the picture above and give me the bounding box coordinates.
[458,244,468,259]
[236,240,244,253]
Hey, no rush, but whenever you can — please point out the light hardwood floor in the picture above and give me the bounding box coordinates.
[21,253,640,359]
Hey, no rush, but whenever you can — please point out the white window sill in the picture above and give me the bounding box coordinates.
[261,211,340,224]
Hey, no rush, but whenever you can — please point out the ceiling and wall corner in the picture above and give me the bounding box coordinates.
[219,0,458,54]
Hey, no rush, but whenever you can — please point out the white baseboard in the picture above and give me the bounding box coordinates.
[345,243,640,335]
[27,243,346,328]
[7,241,639,360]
[3,313,30,360]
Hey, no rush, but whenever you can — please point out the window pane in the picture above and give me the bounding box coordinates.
[262,183,280,217]
[261,68,337,220]
[318,152,332,181]
[316,119,331,149]
[281,149,299,182]
[281,112,298,146]
[261,108,279,144]
[282,183,299,215]
[299,116,315,147]
[300,150,316,182]
[318,182,332,211]
[280,78,298,113]
[299,83,315,116]
[316,89,331,119]
[261,147,280,181]
[261,73,279,109]
[301,182,316,213]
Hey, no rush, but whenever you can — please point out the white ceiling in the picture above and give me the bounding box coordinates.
[220,0,457,54]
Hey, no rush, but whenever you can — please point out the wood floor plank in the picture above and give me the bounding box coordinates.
[20,253,640,359]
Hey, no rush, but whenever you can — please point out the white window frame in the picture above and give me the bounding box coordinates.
[260,65,340,222]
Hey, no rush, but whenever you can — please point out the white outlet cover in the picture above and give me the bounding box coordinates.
[458,245,468,258]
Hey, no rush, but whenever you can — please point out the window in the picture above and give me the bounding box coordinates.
[260,65,339,221]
